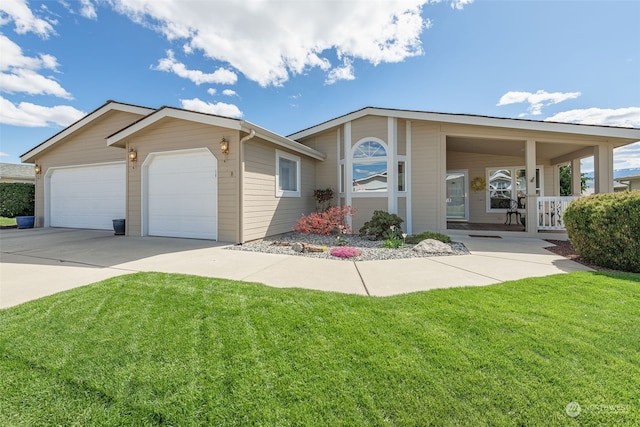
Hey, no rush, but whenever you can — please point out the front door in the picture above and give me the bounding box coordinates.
[446,170,468,220]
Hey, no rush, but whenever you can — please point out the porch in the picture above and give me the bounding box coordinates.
[446,196,579,239]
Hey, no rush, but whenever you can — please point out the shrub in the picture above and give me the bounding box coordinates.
[359,210,404,240]
[383,238,404,249]
[293,205,355,236]
[405,231,452,244]
[329,246,362,258]
[563,191,640,272]
[0,183,35,217]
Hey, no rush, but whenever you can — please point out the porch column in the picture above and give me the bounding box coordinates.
[387,117,397,214]
[571,158,582,196]
[525,139,537,233]
[594,143,614,193]
[344,122,353,228]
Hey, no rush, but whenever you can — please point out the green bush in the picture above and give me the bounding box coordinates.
[0,183,35,217]
[359,210,404,240]
[405,231,452,244]
[563,191,640,272]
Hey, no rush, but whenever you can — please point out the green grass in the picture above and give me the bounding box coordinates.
[1,272,639,426]
[0,216,16,226]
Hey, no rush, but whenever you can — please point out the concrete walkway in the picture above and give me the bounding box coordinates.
[0,228,592,308]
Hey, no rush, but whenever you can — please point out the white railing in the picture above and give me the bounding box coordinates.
[537,196,580,230]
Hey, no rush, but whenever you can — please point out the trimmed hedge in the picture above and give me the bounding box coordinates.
[0,183,35,217]
[563,191,640,272]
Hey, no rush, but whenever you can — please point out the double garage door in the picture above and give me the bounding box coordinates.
[48,150,217,240]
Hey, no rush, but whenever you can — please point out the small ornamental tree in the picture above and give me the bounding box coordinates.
[313,188,334,212]
[293,205,356,236]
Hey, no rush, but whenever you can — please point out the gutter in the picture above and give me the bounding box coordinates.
[238,129,256,244]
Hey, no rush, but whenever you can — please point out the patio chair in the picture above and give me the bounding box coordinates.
[504,199,521,225]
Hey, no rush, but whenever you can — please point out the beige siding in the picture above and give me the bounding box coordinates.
[351,116,388,144]
[410,122,442,233]
[243,139,315,241]
[397,120,407,156]
[352,197,387,232]
[301,129,339,204]
[32,111,144,228]
[124,118,238,242]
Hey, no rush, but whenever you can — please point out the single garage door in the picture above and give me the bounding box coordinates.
[49,163,125,230]
[146,149,217,239]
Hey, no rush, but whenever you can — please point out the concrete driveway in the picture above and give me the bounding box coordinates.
[0,228,592,308]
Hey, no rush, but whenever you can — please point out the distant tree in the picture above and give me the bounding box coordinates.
[559,164,588,196]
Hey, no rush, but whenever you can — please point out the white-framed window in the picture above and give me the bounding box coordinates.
[275,150,301,197]
[486,166,543,211]
[352,139,388,193]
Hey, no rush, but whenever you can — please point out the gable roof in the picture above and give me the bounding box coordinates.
[0,163,35,180]
[288,107,640,145]
[106,106,326,160]
[20,101,154,162]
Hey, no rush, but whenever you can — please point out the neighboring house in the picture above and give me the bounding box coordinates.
[0,163,36,183]
[20,102,640,242]
[615,174,640,191]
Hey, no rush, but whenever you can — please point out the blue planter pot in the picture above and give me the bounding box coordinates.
[112,219,125,235]
[16,216,35,229]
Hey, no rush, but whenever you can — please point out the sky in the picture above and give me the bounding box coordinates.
[1,0,639,172]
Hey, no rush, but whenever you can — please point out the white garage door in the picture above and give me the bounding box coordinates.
[146,149,217,239]
[49,163,125,230]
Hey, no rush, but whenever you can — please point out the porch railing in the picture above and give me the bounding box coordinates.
[537,196,580,231]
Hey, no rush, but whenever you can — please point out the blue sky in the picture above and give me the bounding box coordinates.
[1,0,639,172]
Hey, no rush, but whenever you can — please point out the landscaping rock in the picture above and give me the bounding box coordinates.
[291,242,305,253]
[412,239,454,254]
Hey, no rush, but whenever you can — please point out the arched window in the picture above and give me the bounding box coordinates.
[352,139,388,192]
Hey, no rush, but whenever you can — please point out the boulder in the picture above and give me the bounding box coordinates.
[412,239,453,254]
[291,242,305,253]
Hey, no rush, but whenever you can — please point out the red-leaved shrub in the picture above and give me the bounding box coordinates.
[293,205,355,235]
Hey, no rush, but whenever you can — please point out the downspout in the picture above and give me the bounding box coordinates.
[238,129,256,244]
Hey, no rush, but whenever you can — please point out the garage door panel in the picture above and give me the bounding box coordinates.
[50,163,125,230]
[147,150,217,240]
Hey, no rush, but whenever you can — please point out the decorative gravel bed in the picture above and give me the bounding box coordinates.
[227,232,469,261]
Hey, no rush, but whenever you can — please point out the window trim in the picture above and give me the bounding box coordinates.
[275,150,301,198]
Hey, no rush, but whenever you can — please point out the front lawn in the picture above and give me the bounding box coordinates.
[1,272,638,426]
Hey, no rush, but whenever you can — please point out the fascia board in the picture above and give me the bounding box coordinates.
[20,102,154,162]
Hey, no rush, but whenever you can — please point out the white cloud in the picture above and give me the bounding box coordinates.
[325,58,355,85]
[222,89,237,97]
[153,50,237,85]
[0,35,72,99]
[0,152,9,157]
[0,96,85,127]
[79,0,97,20]
[0,0,56,37]
[545,107,640,128]
[207,88,216,96]
[497,90,581,115]
[451,0,474,10]
[109,0,452,87]
[180,97,243,118]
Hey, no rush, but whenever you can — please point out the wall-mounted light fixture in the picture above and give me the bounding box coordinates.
[34,164,41,178]
[128,148,137,168]
[220,138,230,155]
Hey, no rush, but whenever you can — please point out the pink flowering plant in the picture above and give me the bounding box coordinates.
[329,246,362,259]
[293,205,356,236]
